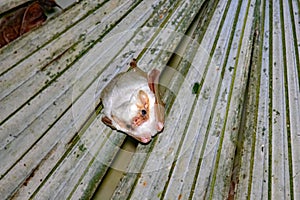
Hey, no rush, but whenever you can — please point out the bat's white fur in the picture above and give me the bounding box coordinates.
[101,70,161,143]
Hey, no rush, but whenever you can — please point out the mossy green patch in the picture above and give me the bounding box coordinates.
[192,82,200,94]
[79,144,87,152]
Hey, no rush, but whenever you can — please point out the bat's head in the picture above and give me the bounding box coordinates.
[100,59,165,144]
[126,89,164,143]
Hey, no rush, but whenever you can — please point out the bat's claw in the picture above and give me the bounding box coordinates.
[156,122,164,132]
[129,58,137,69]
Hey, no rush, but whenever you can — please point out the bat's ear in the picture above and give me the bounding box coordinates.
[137,90,149,108]
[147,69,165,129]
[147,69,160,94]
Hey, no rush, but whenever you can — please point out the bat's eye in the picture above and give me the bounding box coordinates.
[141,109,147,116]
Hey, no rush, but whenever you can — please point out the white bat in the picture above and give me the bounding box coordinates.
[100,59,165,143]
